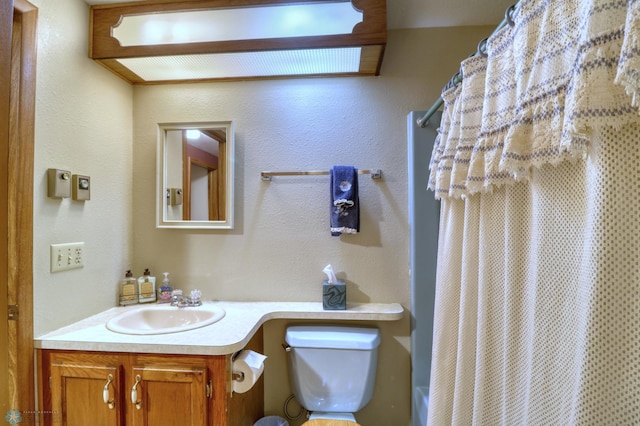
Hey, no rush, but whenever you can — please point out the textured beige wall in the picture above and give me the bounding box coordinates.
[131,26,491,425]
[31,0,133,335]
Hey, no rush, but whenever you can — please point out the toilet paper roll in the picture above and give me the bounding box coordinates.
[232,350,267,394]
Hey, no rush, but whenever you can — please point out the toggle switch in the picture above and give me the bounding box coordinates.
[72,174,90,201]
[47,168,72,198]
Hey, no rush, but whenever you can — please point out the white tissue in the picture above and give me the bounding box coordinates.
[232,350,267,394]
[323,264,338,284]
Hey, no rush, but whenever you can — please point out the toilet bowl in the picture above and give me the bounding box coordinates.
[285,325,380,424]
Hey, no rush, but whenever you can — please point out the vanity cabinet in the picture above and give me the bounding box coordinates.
[38,332,264,426]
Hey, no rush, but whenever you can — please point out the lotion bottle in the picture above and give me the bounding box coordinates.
[119,270,138,306]
[138,268,156,303]
[157,272,173,303]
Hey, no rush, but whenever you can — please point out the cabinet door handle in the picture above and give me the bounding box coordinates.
[103,374,115,409]
[131,374,142,410]
[206,380,212,398]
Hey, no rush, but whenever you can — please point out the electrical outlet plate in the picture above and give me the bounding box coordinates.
[50,242,84,272]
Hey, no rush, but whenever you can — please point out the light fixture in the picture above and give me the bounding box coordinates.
[89,0,387,84]
[185,129,201,140]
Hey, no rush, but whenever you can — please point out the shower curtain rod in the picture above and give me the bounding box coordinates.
[416,2,520,128]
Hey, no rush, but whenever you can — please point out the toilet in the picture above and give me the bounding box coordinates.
[285,325,380,425]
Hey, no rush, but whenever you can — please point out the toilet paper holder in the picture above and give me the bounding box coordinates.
[231,350,245,382]
[230,349,267,394]
[232,371,245,382]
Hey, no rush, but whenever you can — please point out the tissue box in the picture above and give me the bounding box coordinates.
[323,280,346,310]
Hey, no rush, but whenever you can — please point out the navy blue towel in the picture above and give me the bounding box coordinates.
[330,166,359,236]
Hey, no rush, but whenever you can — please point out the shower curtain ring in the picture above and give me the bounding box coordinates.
[445,71,462,91]
[477,38,488,57]
[505,4,516,27]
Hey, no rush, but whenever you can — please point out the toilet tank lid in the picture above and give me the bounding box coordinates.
[285,326,380,350]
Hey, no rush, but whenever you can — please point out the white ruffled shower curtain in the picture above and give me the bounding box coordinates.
[427,0,639,424]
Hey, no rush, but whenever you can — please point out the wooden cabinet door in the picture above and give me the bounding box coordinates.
[129,356,208,426]
[49,352,123,426]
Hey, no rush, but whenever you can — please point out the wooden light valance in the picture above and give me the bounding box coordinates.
[89,0,387,84]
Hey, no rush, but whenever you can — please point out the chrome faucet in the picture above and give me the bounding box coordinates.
[170,289,202,307]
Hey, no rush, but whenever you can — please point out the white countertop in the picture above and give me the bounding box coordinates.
[34,301,404,356]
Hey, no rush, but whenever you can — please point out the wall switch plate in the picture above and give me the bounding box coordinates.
[50,242,84,272]
[47,168,71,198]
[72,174,90,201]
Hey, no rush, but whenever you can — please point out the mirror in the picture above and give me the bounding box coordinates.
[157,121,234,229]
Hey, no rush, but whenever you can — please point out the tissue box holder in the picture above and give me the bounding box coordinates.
[323,280,346,310]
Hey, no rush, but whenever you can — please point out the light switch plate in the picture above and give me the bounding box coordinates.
[50,242,84,272]
[72,174,90,201]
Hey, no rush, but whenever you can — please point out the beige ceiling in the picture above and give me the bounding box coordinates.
[83,0,518,30]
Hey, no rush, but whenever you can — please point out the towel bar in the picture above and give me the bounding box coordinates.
[261,169,382,181]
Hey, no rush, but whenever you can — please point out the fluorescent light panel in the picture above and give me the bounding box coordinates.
[112,2,362,46]
[116,48,362,81]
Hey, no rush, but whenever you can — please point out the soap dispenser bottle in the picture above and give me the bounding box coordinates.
[138,268,156,303]
[119,270,138,306]
[157,272,173,303]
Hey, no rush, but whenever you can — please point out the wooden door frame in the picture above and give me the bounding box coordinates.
[0,0,12,414]
[181,130,226,221]
[186,159,220,221]
[1,0,37,417]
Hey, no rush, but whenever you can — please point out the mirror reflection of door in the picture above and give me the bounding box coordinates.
[182,129,226,221]
[189,164,210,220]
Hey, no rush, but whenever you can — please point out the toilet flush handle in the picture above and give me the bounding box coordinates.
[282,343,291,352]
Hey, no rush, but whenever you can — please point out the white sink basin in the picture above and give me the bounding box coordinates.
[106,303,225,335]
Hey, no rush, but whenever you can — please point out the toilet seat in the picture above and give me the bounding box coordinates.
[302,420,361,426]
[308,412,356,422]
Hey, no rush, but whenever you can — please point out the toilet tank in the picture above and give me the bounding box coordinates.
[285,325,380,413]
